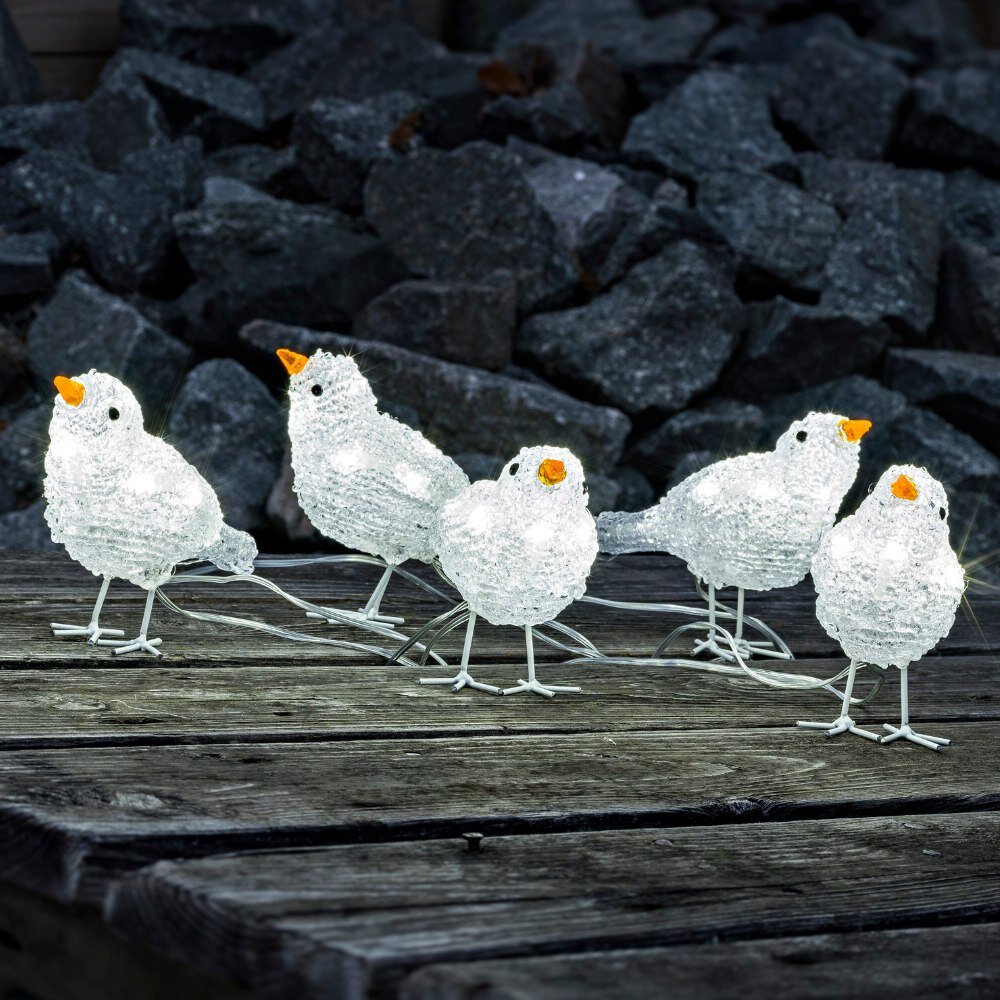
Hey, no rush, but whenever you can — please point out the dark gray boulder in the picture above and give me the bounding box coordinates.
[0,403,49,511]
[704,13,855,67]
[174,198,406,351]
[516,242,744,417]
[820,173,941,337]
[722,298,891,398]
[167,359,284,534]
[0,0,41,106]
[887,347,1000,454]
[0,230,61,298]
[945,170,1000,256]
[696,170,841,294]
[622,69,796,181]
[868,0,979,66]
[85,61,169,170]
[0,502,57,552]
[26,271,190,428]
[120,0,349,73]
[364,142,577,313]
[0,325,26,403]
[0,138,204,292]
[240,320,631,475]
[353,275,516,371]
[93,48,265,155]
[629,399,766,489]
[772,35,909,160]
[524,152,656,289]
[899,61,1000,172]
[0,102,90,166]
[205,144,310,201]
[292,92,421,211]
[934,240,1000,356]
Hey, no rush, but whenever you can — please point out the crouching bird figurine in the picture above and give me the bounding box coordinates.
[44,371,257,658]
[801,465,966,750]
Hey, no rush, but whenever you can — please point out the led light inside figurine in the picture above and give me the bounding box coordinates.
[597,413,871,662]
[278,348,469,625]
[800,465,965,749]
[44,371,257,658]
[420,446,598,697]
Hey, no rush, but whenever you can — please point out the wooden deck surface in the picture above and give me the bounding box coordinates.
[0,551,996,998]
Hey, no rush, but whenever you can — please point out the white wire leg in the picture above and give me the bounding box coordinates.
[690,586,791,662]
[881,665,950,751]
[308,562,405,627]
[796,660,880,741]
[417,612,501,694]
[51,575,126,645]
[110,589,164,659]
[502,626,582,698]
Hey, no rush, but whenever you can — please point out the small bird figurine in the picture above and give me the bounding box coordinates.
[278,347,469,625]
[44,371,257,658]
[800,465,966,750]
[597,412,872,661]
[420,446,598,697]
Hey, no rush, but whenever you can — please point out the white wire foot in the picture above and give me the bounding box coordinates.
[796,715,881,741]
[307,608,406,627]
[881,723,950,751]
[691,635,790,663]
[50,622,125,645]
[111,635,164,659]
[501,678,582,698]
[418,670,501,695]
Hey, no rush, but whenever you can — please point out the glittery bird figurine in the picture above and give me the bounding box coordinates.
[800,465,966,749]
[278,347,469,625]
[420,446,598,697]
[44,371,257,658]
[597,413,872,661]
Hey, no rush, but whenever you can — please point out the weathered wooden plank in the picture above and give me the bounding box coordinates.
[0,724,996,904]
[398,922,1000,1000]
[0,655,993,750]
[0,876,252,1000]
[9,0,120,55]
[1,552,995,664]
[103,812,1000,999]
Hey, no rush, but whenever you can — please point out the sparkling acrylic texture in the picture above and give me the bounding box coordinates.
[434,446,598,627]
[44,371,256,589]
[812,464,965,668]
[285,350,469,565]
[597,412,865,591]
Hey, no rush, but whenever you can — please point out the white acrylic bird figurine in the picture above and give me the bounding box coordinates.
[44,371,257,658]
[597,412,872,661]
[420,446,599,697]
[278,347,469,625]
[800,465,966,750]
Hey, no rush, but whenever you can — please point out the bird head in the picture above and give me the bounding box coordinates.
[278,348,377,425]
[775,411,870,492]
[859,464,950,536]
[49,371,144,456]
[498,445,588,506]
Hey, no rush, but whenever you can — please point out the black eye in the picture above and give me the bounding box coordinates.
[796,430,808,442]
[509,462,519,476]
[311,384,323,396]
[108,407,120,421]
[867,482,875,494]
[939,507,946,520]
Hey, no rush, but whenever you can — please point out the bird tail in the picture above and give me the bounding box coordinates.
[200,523,257,575]
[596,507,664,555]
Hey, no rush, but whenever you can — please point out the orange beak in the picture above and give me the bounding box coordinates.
[53,376,85,407]
[839,418,872,444]
[538,458,567,486]
[891,474,919,501]
[277,348,309,376]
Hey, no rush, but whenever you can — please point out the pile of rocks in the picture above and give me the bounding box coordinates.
[0,0,998,586]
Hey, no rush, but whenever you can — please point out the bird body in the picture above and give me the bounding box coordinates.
[282,349,468,566]
[434,447,598,627]
[812,465,965,669]
[598,412,869,592]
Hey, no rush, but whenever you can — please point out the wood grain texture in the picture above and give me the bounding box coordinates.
[0,654,993,750]
[0,723,997,904]
[398,923,1000,1000]
[104,812,1000,999]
